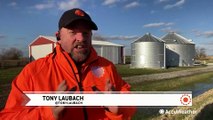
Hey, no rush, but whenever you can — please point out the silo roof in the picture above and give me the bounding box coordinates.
[161,32,194,44]
[133,33,164,43]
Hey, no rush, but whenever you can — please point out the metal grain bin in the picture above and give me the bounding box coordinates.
[131,33,166,69]
[161,32,195,67]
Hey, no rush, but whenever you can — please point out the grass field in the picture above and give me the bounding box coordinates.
[0,67,23,109]
[130,72,213,91]
[0,67,23,84]
[115,64,206,77]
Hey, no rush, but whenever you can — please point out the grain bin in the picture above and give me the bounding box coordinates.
[161,32,195,67]
[131,33,166,69]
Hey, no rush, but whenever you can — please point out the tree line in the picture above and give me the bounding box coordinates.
[0,47,23,60]
[0,48,28,69]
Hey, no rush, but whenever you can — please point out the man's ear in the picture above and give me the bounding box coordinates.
[55,31,60,41]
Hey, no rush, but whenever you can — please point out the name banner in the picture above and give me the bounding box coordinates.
[24,91,192,106]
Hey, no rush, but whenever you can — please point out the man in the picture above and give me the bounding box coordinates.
[0,8,135,120]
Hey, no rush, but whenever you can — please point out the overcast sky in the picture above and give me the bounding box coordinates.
[0,0,213,56]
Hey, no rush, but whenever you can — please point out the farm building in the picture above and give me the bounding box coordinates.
[161,32,195,67]
[131,33,166,69]
[29,36,56,61]
[92,40,125,64]
[29,35,125,64]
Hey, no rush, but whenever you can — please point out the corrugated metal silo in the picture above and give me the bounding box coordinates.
[131,33,166,69]
[161,32,195,67]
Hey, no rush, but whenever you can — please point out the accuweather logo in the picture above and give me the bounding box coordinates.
[159,109,197,115]
[180,94,192,105]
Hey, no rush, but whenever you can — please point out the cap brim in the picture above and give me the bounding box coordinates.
[64,18,98,30]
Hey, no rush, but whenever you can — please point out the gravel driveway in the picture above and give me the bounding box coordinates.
[123,65,213,84]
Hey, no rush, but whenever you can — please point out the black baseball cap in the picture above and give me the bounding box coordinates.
[58,8,98,30]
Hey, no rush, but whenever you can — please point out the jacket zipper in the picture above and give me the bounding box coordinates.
[62,52,88,120]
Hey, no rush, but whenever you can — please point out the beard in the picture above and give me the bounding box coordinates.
[70,48,90,63]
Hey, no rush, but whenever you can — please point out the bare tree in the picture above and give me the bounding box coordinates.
[195,47,207,59]
[0,47,23,60]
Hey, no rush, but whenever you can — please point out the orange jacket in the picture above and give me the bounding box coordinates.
[0,44,136,120]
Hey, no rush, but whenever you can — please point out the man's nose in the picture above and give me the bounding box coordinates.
[75,33,85,42]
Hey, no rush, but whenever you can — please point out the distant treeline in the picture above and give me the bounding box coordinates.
[0,47,29,69]
[0,47,23,60]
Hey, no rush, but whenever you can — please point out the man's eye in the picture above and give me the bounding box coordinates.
[69,31,76,35]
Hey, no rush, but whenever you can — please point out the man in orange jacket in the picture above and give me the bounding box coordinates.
[0,8,136,120]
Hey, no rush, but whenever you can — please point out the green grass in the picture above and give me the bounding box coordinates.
[0,67,23,84]
[0,67,23,109]
[130,72,213,91]
[115,64,206,77]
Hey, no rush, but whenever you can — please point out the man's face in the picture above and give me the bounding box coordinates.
[58,20,92,63]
